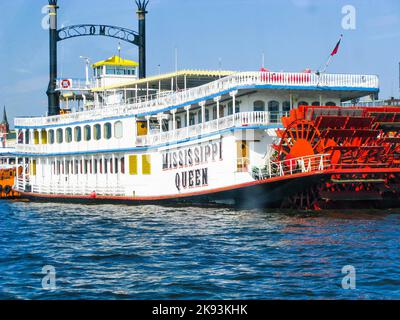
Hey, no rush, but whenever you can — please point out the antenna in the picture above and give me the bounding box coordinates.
[175,47,178,73]
[118,42,122,58]
[79,56,91,86]
[261,51,265,68]
[174,47,178,90]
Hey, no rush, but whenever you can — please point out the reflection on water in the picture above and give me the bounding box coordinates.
[0,201,399,299]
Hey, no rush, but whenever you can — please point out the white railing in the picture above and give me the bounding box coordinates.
[16,71,379,128]
[15,144,46,154]
[252,154,331,180]
[17,178,125,196]
[341,99,400,107]
[126,90,174,105]
[135,111,280,146]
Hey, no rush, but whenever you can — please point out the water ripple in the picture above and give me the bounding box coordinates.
[0,201,399,299]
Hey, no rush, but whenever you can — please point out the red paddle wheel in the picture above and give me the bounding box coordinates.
[272,105,400,209]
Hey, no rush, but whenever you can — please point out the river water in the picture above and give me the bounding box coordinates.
[0,201,399,299]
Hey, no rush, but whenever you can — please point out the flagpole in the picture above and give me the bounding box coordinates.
[318,34,343,74]
[321,55,333,74]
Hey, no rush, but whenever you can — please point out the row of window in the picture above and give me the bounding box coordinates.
[26,121,124,145]
[174,100,337,127]
[93,66,136,77]
[174,102,239,128]
[253,100,336,112]
[23,100,338,145]
[31,157,125,176]
[31,155,152,176]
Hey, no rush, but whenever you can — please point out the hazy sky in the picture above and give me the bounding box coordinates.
[0,0,399,123]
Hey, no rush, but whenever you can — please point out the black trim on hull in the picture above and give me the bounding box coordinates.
[17,172,400,210]
[17,174,324,208]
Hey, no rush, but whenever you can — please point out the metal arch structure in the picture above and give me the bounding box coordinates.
[46,0,149,116]
[57,24,140,46]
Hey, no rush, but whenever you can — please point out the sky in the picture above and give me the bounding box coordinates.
[0,0,399,124]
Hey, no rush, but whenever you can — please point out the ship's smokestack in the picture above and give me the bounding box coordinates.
[136,0,149,79]
[47,0,60,116]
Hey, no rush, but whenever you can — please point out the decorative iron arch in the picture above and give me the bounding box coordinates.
[47,0,149,116]
[57,24,140,46]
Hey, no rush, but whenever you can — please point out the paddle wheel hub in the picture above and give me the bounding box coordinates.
[273,105,400,209]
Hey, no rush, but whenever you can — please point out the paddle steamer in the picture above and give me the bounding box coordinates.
[12,55,400,208]
[10,0,400,209]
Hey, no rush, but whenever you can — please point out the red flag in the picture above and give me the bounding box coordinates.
[330,35,343,56]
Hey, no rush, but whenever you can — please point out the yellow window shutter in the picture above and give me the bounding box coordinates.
[142,154,151,175]
[31,160,37,176]
[129,155,138,175]
[33,131,39,145]
[41,130,48,144]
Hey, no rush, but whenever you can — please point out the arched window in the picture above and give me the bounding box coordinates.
[33,130,39,145]
[104,123,112,140]
[268,101,280,123]
[104,159,108,174]
[17,130,23,144]
[74,160,79,175]
[65,128,72,143]
[114,158,119,174]
[25,130,30,144]
[282,101,291,113]
[326,101,336,106]
[48,130,54,145]
[120,157,125,174]
[84,159,88,174]
[268,100,280,111]
[41,129,47,144]
[254,100,265,112]
[94,124,101,141]
[312,101,320,106]
[298,101,309,107]
[74,127,82,142]
[56,129,63,144]
[84,125,91,141]
[114,121,123,139]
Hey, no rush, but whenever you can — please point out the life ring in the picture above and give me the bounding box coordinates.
[61,79,71,89]
[4,185,11,195]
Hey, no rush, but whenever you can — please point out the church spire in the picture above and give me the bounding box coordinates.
[1,106,9,133]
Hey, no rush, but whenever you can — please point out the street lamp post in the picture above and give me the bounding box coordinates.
[136,0,149,79]
[47,0,60,116]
